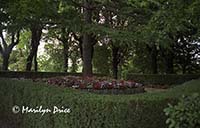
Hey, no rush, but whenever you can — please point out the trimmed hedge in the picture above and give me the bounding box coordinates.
[126,74,200,85]
[80,88,145,94]
[0,78,200,128]
[0,71,106,78]
[1,71,199,86]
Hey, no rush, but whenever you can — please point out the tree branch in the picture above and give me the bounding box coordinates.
[72,32,82,43]
[56,36,62,42]
[0,31,7,49]
[8,30,20,50]
[0,44,3,55]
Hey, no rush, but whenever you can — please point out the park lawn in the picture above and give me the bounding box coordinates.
[0,78,199,128]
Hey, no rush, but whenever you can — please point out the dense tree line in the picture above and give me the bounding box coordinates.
[0,0,199,78]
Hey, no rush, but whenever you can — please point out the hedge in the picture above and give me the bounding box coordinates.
[126,74,200,85]
[0,71,106,78]
[1,71,199,86]
[0,78,200,128]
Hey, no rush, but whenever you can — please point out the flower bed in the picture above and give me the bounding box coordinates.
[80,88,145,94]
[33,76,145,94]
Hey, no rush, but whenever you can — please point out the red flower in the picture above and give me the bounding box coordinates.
[119,80,126,89]
[112,81,117,87]
[93,82,101,90]
[79,83,86,89]
[107,83,114,89]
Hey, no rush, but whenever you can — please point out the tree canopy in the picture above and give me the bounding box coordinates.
[0,0,199,77]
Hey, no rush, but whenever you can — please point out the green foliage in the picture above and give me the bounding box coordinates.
[38,42,64,72]
[1,0,200,76]
[0,78,200,128]
[126,74,200,85]
[93,44,111,75]
[7,0,60,25]
[164,93,200,128]
[9,30,31,71]
[0,71,82,78]
[0,78,166,128]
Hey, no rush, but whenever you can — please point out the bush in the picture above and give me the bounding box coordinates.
[0,78,200,128]
[0,71,106,79]
[164,93,200,128]
[125,74,200,85]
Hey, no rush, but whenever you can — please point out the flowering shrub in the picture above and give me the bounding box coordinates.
[33,76,143,90]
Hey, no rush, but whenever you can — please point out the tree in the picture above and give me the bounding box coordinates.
[173,28,200,74]
[99,0,154,78]
[145,0,200,74]
[0,1,21,70]
[26,24,43,71]
[6,0,62,71]
[82,0,94,77]
[0,30,20,70]
[9,30,31,71]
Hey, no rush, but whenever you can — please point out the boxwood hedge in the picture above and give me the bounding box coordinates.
[0,78,199,128]
[0,71,106,79]
[126,74,200,85]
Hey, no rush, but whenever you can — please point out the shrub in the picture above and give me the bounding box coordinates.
[0,78,200,128]
[126,74,200,85]
[164,93,200,128]
[0,71,106,78]
[0,79,169,128]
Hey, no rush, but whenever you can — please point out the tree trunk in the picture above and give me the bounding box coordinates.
[26,25,42,71]
[165,52,174,74]
[71,56,78,73]
[82,0,93,77]
[0,31,20,71]
[160,46,174,74]
[112,46,119,79]
[83,34,93,77]
[147,45,158,74]
[2,53,10,71]
[61,28,69,72]
[63,41,68,72]
[151,50,158,74]
[26,50,35,71]
[182,65,186,74]
[34,52,38,71]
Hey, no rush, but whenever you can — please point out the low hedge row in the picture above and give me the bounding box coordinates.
[0,71,106,78]
[0,78,200,128]
[0,71,81,78]
[126,74,200,85]
[1,71,199,86]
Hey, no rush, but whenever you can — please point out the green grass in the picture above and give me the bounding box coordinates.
[0,78,199,128]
